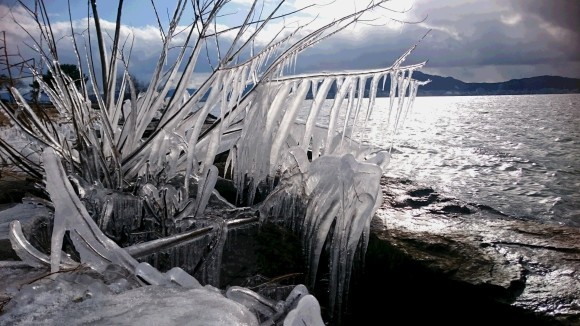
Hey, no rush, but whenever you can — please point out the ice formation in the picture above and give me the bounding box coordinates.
[0,0,430,323]
[4,147,325,325]
[1,276,260,326]
[259,148,384,317]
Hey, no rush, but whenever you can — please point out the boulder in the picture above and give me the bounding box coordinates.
[349,176,579,325]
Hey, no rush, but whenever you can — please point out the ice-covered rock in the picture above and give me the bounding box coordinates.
[283,294,325,326]
[0,275,259,326]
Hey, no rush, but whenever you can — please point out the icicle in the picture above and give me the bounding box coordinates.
[233,85,273,203]
[293,51,299,75]
[301,78,334,151]
[185,72,225,190]
[250,59,259,86]
[99,198,113,230]
[311,78,319,101]
[382,72,387,91]
[398,72,415,130]
[227,67,243,114]
[386,70,399,134]
[259,151,382,321]
[225,145,236,178]
[200,218,228,287]
[348,75,367,143]
[393,70,411,136]
[310,125,326,160]
[269,80,311,174]
[193,165,219,219]
[265,82,293,135]
[365,73,381,120]
[324,77,353,154]
[264,47,273,67]
[340,81,357,146]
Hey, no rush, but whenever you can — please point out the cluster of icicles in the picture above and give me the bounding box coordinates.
[3,61,427,322]
[1,8,428,321]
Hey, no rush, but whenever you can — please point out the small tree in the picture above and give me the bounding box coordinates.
[0,74,24,89]
[116,73,147,100]
[30,63,87,102]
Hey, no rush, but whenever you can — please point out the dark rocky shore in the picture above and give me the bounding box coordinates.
[0,175,578,325]
[345,177,579,325]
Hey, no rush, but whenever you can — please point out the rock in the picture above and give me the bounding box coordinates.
[356,176,579,325]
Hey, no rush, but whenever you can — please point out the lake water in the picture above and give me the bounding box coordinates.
[297,93,579,227]
[373,94,580,227]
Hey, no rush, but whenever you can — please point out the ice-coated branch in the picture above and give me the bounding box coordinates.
[3,1,431,322]
[43,147,138,273]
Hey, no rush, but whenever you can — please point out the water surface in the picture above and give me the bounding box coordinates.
[378,94,580,227]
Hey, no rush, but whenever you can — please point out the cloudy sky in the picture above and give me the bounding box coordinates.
[0,0,578,84]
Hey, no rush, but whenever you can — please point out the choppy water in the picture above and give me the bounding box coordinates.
[377,94,580,227]
[298,94,579,227]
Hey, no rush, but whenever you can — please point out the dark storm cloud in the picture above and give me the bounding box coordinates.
[296,0,580,82]
[508,0,580,32]
[505,0,580,56]
[411,0,579,79]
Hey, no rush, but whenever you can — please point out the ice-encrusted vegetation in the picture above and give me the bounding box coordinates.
[0,0,428,324]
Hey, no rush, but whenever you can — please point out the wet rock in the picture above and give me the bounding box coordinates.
[366,176,579,325]
[436,203,472,214]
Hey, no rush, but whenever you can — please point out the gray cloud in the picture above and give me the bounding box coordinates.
[295,0,580,82]
[1,1,578,85]
[507,0,580,32]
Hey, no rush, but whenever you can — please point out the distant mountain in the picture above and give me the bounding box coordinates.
[412,72,580,96]
[165,88,197,99]
[15,73,576,106]
[307,72,579,99]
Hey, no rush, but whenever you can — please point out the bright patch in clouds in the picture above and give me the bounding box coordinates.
[501,14,521,25]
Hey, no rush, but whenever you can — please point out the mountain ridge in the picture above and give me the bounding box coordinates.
[161,73,580,100]
[411,72,580,96]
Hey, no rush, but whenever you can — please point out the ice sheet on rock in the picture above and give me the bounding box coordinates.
[225,284,321,325]
[166,266,202,288]
[135,262,170,286]
[283,294,325,326]
[0,198,53,241]
[0,280,259,326]
[364,150,391,173]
